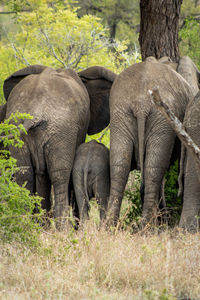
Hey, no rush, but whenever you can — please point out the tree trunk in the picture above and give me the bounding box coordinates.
[108,20,117,43]
[139,0,182,62]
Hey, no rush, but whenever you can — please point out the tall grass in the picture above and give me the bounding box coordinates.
[1,221,199,300]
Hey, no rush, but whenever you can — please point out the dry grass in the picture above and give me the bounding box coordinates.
[0,221,200,300]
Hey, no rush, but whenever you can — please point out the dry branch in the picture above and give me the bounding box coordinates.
[149,87,200,173]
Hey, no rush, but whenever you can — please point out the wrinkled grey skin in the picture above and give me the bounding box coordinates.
[1,65,116,227]
[177,56,200,95]
[178,91,200,231]
[72,140,110,223]
[107,57,195,226]
[169,55,200,231]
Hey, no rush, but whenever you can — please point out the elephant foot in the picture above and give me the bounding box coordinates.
[140,208,168,232]
[105,209,120,229]
[55,216,75,231]
[179,216,200,233]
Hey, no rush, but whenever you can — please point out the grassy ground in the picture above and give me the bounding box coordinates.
[1,222,200,300]
[1,172,199,299]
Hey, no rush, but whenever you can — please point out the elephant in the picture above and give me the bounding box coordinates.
[172,91,200,231]
[106,56,195,226]
[177,56,200,95]
[161,56,200,231]
[176,58,199,231]
[72,140,110,223]
[1,64,116,227]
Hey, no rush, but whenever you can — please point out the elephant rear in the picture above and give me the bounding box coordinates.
[108,58,195,226]
[72,140,110,222]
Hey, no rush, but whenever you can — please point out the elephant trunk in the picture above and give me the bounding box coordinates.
[137,115,146,183]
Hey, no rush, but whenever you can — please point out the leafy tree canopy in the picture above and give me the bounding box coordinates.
[0,0,139,104]
[179,17,200,69]
[72,0,140,48]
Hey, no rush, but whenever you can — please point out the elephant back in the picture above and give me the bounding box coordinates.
[177,56,200,95]
[3,65,48,101]
[184,91,200,136]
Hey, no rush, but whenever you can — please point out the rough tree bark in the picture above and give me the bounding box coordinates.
[139,0,183,62]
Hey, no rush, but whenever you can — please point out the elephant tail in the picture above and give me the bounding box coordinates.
[137,115,146,183]
[83,148,92,210]
[83,168,90,209]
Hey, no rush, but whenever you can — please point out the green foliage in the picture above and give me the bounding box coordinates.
[121,171,142,228]
[179,17,200,69]
[0,44,19,104]
[0,113,44,247]
[86,126,110,148]
[6,0,31,13]
[0,0,138,103]
[143,288,176,300]
[73,0,140,49]
[181,0,200,22]
[164,160,182,225]
[0,112,33,147]
[121,161,182,228]
[3,0,137,71]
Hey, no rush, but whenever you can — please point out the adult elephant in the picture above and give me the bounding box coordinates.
[1,64,116,227]
[176,58,200,231]
[107,57,195,226]
[177,56,200,95]
[166,91,200,232]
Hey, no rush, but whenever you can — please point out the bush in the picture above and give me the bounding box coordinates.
[121,162,182,228]
[179,17,200,69]
[121,171,142,229]
[164,160,182,226]
[0,113,44,247]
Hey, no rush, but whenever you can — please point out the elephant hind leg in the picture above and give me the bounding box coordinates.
[142,129,175,224]
[179,155,200,232]
[36,170,51,213]
[92,169,110,222]
[72,169,90,222]
[45,128,80,229]
[108,116,135,226]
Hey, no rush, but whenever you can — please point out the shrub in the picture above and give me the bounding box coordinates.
[164,160,182,226]
[0,113,44,247]
[179,17,200,69]
[121,170,142,229]
[121,162,182,228]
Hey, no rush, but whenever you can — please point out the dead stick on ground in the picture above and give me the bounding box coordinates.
[149,87,200,173]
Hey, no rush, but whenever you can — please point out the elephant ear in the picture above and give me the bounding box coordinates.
[3,64,47,101]
[79,66,117,135]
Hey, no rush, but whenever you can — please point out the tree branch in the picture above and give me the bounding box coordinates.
[149,87,200,172]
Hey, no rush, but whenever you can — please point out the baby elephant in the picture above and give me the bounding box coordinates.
[72,140,110,223]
